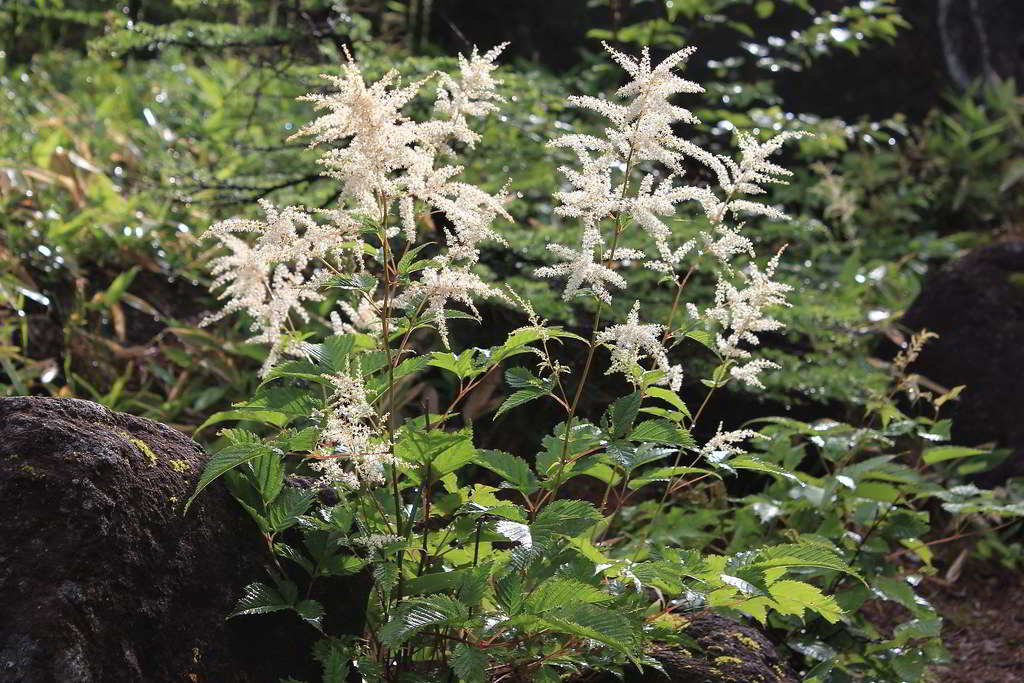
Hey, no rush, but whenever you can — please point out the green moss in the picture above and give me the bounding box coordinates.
[1007,273,1024,289]
[733,633,762,650]
[117,430,158,467]
[19,463,39,477]
[130,438,158,467]
[715,656,743,665]
[169,459,191,473]
[653,613,690,630]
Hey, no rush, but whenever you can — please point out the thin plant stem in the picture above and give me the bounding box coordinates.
[543,131,640,506]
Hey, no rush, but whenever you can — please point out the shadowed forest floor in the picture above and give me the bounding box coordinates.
[926,560,1024,682]
[865,555,1024,682]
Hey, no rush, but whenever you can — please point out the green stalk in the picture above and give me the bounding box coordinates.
[544,136,640,507]
[374,193,408,623]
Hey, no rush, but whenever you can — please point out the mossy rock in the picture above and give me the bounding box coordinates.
[0,396,367,682]
[581,611,796,683]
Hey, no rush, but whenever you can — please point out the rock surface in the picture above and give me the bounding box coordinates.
[0,396,342,682]
[581,611,795,683]
[899,240,1024,483]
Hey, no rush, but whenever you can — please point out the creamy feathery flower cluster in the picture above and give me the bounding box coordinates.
[393,266,509,348]
[290,45,512,346]
[330,285,383,337]
[538,43,802,395]
[699,249,792,389]
[205,45,514,367]
[538,44,711,299]
[203,200,350,374]
[351,533,403,555]
[538,43,803,300]
[676,133,803,390]
[312,365,396,489]
[291,45,511,256]
[700,424,763,464]
[534,242,625,305]
[596,301,682,391]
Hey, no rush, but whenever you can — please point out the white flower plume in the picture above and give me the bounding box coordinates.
[203,200,346,375]
[291,44,511,261]
[312,364,395,489]
[700,424,762,464]
[535,233,627,304]
[701,248,792,389]
[596,301,683,391]
[393,266,510,348]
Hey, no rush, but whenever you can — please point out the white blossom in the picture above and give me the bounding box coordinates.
[729,358,781,390]
[700,424,762,464]
[596,301,682,391]
[537,43,709,298]
[703,249,792,373]
[534,43,804,396]
[312,365,396,489]
[393,266,509,348]
[351,533,403,554]
[330,286,383,337]
[292,44,510,256]
[202,200,347,375]
[435,43,509,125]
[535,237,627,304]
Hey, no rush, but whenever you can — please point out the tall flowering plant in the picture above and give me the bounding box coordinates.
[190,43,855,682]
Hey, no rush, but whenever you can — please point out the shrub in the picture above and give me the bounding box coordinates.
[190,41,1022,682]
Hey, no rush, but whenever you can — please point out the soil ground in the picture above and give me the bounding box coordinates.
[923,559,1024,682]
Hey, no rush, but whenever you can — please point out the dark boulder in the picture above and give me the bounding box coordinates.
[899,240,1024,483]
[0,396,351,682]
[581,611,795,683]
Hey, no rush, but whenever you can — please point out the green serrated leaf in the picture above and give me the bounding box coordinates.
[768,580,843,623]
[727,457,802,483]
[427,349,482,380]
[922,445,988,464]
[627,465,719,489]
[295,598,325,632]
[396,242,435,275]
[607,391,644,438]
[474,450,539,494]
[393,354,430,380]
[645,386,691,418]
[228,582,290,618]
[627,419,696,447]
[685,329,716,352]
[746,544,863,583]
[396,427,475,476]
[525,578,611,613]
[313,639,351,683]
[193,408,289,436]
[537,603,638,654]
[495,387,548,419]
[532,499,602,540]
[893,617,941,643]
[496,571,525,615]
[505,366,537,388]
[606,441,676,473]
[185,442,274,511]
[266,487,316,532]
[260,360,331,387]
[379,595,470,646]
[250,450,284,504]
[452,643,488,683]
